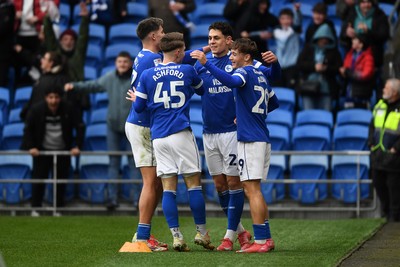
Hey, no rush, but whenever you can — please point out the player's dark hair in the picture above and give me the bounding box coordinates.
[231,38,259,60]
[160,32,185,53]
[136,17,164,40]
[209,21,234,38]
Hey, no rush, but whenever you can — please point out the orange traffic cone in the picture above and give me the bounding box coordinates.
[119,242,152,253]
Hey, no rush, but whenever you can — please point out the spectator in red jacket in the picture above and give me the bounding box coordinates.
[339,33,375,109]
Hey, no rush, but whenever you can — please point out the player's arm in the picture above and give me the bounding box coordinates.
[183,45,209,65]
[268,89,279,113]
[190,50,244,88]
[259,51,281,81]
[192,72,205,95]
[133,75,147,113]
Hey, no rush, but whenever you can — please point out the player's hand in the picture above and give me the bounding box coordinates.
[64,83,74,91]
[190,50,207,65]
[261,51,277,64]
[29,148,40,157]
[126,88,136,102]
[70,147,80,156]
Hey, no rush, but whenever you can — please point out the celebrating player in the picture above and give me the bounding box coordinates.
[130,32,215,252]
[191,38,280,253]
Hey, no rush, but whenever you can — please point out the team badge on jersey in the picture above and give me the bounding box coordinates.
[225,65,233,73]
[154,58,162,66]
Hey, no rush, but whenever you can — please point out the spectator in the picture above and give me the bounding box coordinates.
[340,0,389,69]
[339,33,375,109]
[336,0,356,20]
[22,84,85,216]
[272,6,302,89]
[14,0,45,54]
[90,0,127,27]
[44,1,90,117]
[235,0,279,62]
[223,0,251,39]
[368,78,400,222]
[297,23,342,111]
[305,2,337,45]
[0,0,15,88]
[64,51,135,210]
[20,51,69,120]
[148,0,196,49]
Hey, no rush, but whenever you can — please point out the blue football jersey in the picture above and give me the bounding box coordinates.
[233,66,276,142]
[134,62,204,139]
[126,49,163,127]
[194,52,236,134]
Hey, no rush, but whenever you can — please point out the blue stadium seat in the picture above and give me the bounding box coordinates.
[84,123,107,151]
[336,109,372,127]
[59,3,71,27]
[79,155,109,203]
[0,155,32,203]
[109,23,140,46]
[84,65,98,80]
[190,24,210,49]
[13,86,32,109]
[8,108,22,124]
[190,122,204,151]
[1,123,24,150]
[292,125,331,151]
[72,3,83,25]
[0,87,10,120]
[190,106,203,124]
[126,2,147,24]
[269,124,290,151]
[120,156,142,205]
[262,155,286,204]
[44,160,76,204]
[104,43,141,67]
[331,155,370,203]
[192,3,226,24]
[379,3,397,22]
[273,87,296,113]
[85,43,103,70]
[89,107,107,125]
[266,109,293,132]
[333,125,369,151]
[100,65,115,76]
[289,155,329,204]
[295,109,333,131]
[92,92,109,110]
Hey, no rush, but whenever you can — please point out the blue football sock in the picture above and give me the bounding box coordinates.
[162,190,179,228]
[227,189,244,231]
[188,186,206,225]
[265,220,272,239]
[218,190,229,216]
[136,223,151,241]
[253,224,268,242]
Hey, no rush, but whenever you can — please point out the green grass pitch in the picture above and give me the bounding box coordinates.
[0,216,384,267]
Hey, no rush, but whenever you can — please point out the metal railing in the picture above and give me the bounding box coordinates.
[0,150,377,217]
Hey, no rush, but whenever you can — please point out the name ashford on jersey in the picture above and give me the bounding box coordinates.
[152,65,184,81]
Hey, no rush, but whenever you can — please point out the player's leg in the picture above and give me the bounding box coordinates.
[154,133,190,252]
[216,132,250,251]
[177,130,215,250]
[125,123,166,251]
[237,142,274,253]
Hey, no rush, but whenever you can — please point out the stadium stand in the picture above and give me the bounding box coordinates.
[108,23,140,46]
[262,155,286,204]
[273,87,296,113]
[126,2,148,24]
[1,123,24,150]
[292,125,331,151]
[84,123,107,151]
[333,125,369,151]
[13,86,32,109]
[336,109,372,127]
[79,155,109,203]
